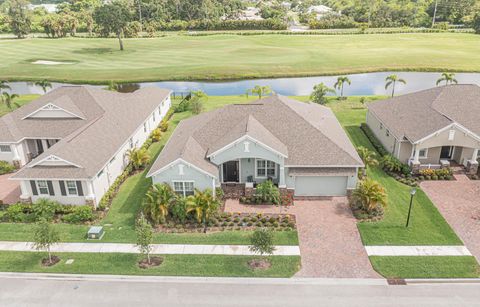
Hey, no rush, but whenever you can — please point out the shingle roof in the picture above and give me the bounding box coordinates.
[368,85,480,143]
[148,95,363,178]
[11,86,171,179]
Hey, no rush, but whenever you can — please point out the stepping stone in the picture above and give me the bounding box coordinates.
[65,259,74,265]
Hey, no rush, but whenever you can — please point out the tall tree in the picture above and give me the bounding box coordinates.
[249,85,271,99]
[310,83,335,105]
[436,72,458,86]
[35,80,52,94]
[2,92,19,109]
[334,76,351,100]
[7,0,31,38]
[385,74,406,97]
[94,2,132,51]
[356,146,379,178]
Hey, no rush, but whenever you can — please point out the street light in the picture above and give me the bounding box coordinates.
[405,188,417,227]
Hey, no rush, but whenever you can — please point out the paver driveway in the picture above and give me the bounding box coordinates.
[225,198,379,278]
[421,175,480,262]
[0,173,20,204]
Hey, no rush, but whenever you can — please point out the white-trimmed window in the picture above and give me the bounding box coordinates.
[173,181,194,197]
[158,106,161,116]
[413,148,428,159]
[129,138,134,149]
[37,180,49,195]
[152,112,156,122]
[380,123,383,130]
[256,159,276,178]
[386,129,390,137]
[0,145,11,152]
[143,123,147,133]
[66,181,78,196]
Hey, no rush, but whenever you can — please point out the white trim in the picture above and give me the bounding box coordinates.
[254,158,277,179]
[207,135,288,159]
[147,158,217,179]
[413,122,480,144]
[28,155,83,169]
[284,164,363,168]
[172,180,195,197]
[65,180,79,196]
[36,180,50,196]
[9,177,89,181]
[22,103,86,120]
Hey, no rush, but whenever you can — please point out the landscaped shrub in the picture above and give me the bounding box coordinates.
[350,178,387,220]
[417,168,453,180]
[381,155,403,173]
[254,181,281,205]
[0,160,15,175]
[31,198,61,221]
[4,203,30,222]
[360,123,389,156]
[158,19,287,31]
[159,120,169,132]
[309,14,357,29]
[61,205,94,224]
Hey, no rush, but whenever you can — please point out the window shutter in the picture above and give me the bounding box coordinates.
[47,181,55,196]
[76,181,84,196]
[59,181,66,196]
[30,180,38,196]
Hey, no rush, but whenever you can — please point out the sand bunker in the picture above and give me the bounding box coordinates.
[32,60,75,65]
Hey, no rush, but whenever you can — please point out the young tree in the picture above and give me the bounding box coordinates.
[249,227,275,256]
[334,76,351,100]
[436,72,458,86]
[249,85,272,99]
[190,90,208,115]
[136,214,153,264]
[310,83,335,105]
[385,74,406,97]
[93,2,132,51]
[186,189,219,233]
[32,218,60,264]
[7,0,32,38]
[126,147,150,170]
[356,146,379,178]
[34,80,52,94]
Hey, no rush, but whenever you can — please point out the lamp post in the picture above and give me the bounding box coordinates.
[405,188,417,227]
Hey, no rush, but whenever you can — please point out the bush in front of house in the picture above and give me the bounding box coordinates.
[350,178,387,220]
[0,160,15,175]
[417,168,453,181]
[254,181,281,205]
[61,205,95,224]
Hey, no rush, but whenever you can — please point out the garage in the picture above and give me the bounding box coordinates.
[294,176,348,196]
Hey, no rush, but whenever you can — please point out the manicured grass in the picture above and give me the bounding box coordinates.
[370,256,480,278]
[0,94,39,117]
[329,97,462,246]
[0,251,301,277]
[1,33,480,82]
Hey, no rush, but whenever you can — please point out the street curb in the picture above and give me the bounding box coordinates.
[0,272,388,286]
[406,278,480,285]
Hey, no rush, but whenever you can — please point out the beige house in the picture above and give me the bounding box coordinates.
[366,85,480,174]
[1,86,171,207]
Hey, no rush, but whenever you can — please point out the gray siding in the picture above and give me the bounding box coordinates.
[152,161,217,191]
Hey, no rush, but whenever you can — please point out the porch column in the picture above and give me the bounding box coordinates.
[471,148,479,161]
[19,180,31,203]
[413,145,420,163]
[466,148,479,175]
[41,139,49,152]
[279,166,286,188]
[85,181,97,208]
[11,144,21,168]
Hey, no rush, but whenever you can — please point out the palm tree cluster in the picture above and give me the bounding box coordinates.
[352,178,388,214]
[0,80,19,110]
[142,184,219,233]
[126,147,150,170]
[247,85,272,99]
[436,72,458,86]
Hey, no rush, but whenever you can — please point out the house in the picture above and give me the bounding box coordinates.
[306,5,339,20]
[366,85,480,174]
[147,95,363,198]
[239,7,263,21]
[1,86,171,206]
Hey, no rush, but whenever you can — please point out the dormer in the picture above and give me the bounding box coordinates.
[22,96,85,120]
[29,155,82,168]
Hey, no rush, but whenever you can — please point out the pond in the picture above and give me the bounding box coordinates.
[7,71,480,97]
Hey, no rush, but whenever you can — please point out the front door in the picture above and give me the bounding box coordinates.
[440,146,452,159]
[223,161,239,182]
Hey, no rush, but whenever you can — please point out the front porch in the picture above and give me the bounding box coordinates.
[410,145,479,175]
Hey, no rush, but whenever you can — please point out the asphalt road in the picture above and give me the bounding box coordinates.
[0,274,479,307]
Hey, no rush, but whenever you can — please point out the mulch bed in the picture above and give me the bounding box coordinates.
[138,256,164,269]
[41,256,60,267]
[248,259,271,270]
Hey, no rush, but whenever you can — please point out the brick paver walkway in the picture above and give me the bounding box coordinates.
[225,199,379,278]
[0,173,20,204]
[421,179,480,262]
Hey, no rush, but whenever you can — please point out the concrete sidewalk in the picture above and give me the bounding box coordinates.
[365,245,472,256]
[0,241,300,256]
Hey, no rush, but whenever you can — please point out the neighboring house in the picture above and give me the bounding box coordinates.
[239,7,263,20]
[2,86,171,206]
[307,5,339,20]
[147,95,363,198]
[366,85,480,174]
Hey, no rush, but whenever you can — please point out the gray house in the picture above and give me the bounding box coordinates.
[147,95,363,198]
[367,85,480,174]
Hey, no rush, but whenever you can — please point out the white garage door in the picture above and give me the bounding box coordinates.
[294,176,348,196]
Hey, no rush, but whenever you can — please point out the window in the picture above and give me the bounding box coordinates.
[386,129,390,137]
[256,159,276,178]
[143,123,147,133]
[109,156,116,164]
[0,145,11,152]
[380,123,383,130]
[448,130,455,141]
[37,180,49,195]
[152,112,156,122]
[419,149,428,158]
[173,181,194,197]
[158,106,161,116]
[66,181,78,196]
[129,138,134,149]
[97,169,104,178]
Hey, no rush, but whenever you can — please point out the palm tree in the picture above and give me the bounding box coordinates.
[2,92,19,110]
[186,189,219,233]
[249,85,272,99]
[356,146,379,178]
[0,80,10,94]
[126,148,150,170]
[436,72,458,86]
[352,178,388,213]
[143,184,177,225]
[34,80,52,94]
[385,74,406,97]
[310,83,336,105]
[334,76,351,100]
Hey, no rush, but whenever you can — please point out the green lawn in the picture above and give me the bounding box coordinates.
[370,256,480,278]
[1,33,480,82]
[329,97,462,246]
[0,251,300,277]
[0,94,39,117]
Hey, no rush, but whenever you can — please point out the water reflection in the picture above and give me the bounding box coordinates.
[7,72,480,96]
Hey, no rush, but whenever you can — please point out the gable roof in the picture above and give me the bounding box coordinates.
[11,86,171,179]
[367,85,480,143]
[148,95,362,177]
